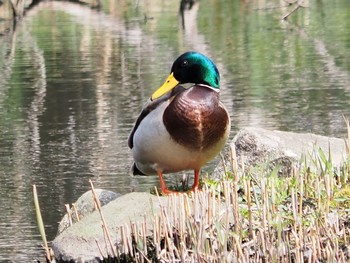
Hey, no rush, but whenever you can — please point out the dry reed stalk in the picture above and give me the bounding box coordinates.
[230,144,238,177]
[153,215,160,257]
[89,179,117,258]
[159,206,173,260]
[131,222,138,252]
[65,204,73,226]
[311,233,317,262]
[33,185,51,262]
[261,178,268,232]
[220,152,228,178]
[343,115,350,157]
[95,239,105,259]
[125,224,134,257]
[120,225,129,255]
[142,216,147,256]
[223,181,230,257]
[230,146,240,235]
[344,227,347,243]
[72,203,80,222]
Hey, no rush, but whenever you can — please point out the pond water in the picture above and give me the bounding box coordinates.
[0,0,349,261]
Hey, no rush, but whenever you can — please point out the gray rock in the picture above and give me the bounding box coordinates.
[213,127,348,178]
[52,192,167,263]
[58,189,121,234]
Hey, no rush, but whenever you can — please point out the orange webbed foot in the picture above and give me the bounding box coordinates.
[157,169,202,195]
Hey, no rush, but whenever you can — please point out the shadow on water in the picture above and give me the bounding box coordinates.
[0,0,350,261]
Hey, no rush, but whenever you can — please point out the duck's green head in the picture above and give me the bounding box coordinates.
[151,52,220,100]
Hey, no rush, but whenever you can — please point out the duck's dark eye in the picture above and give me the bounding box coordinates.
[180,60,189,67]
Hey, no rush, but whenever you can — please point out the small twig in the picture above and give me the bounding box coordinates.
[281,0,305,21]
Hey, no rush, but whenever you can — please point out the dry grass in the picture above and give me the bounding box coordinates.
[105,144,350,262]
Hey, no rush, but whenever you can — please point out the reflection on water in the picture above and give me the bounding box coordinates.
[0,0,349,261]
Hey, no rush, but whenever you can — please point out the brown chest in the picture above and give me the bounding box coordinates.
[163,86,229,151]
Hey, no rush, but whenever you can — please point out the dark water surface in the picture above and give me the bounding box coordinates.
[0,0,349,261]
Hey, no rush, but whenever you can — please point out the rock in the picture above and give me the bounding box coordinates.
[58,189,121,234]
[213,127,348,177]
[52,192,167,263]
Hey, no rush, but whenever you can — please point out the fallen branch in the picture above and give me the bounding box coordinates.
[281,0,306,21]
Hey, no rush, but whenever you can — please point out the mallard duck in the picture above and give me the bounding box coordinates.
[128,51,231,194]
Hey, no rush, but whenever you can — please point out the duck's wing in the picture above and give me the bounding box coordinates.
[128,85,186,149]
[128,98,162,149]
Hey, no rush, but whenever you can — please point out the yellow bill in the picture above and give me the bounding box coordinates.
[151,73,180,101]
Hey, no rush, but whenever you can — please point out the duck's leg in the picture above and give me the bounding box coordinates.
[157,171,176,195]
[190,169,200,192]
